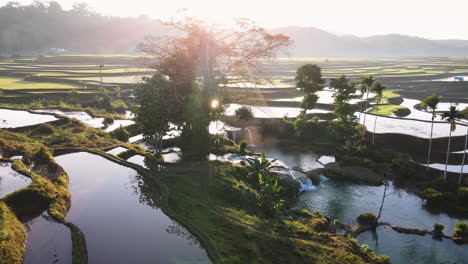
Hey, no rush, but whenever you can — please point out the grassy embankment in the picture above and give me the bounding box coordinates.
[0,117,140,264]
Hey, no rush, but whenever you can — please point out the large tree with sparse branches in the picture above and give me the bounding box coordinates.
[137,15,291,158]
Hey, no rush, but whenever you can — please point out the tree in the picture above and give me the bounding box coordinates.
[421,94,442,173]
[113,125,130,142]
[96,64,104,84]
[295,64,324,93]
[235,106,254,122]
[328,75,361,151]
[300,93,318,114]
[459,107,468,185]
[377,166,392,222]
[360,75,376,125]
[371,83,386,145]
[69,88,79,105]
[138,16,290,158]
[441,106,464,183]
[134,73,177,155]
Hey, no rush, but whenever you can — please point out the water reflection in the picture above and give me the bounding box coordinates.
[23,212,72,264]
[0,109,57,128]
[358,226,468,264]
[56,152,210,264]
[0,162,31,197]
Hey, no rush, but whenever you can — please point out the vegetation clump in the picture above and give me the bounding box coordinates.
[357,213,378,227]
[0,201,27,264]
[433,223,445,236]
[112,125,130,142]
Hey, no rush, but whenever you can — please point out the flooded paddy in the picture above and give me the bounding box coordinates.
[23,213,72,264]
[35,109,134,132]
[0,109,57,128]
[55,152,210,264]
[0,162,31,197]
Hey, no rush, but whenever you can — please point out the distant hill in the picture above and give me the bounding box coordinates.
[270,26,468,58]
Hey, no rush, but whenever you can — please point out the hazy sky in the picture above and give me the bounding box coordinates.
[9,0,468,40]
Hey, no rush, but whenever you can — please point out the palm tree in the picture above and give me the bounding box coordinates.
[371,83,385,145]
[96,64,104,84]
[356,83,366,121]
[459,107,468,185]
[460,124,468,185]
[360,75,376,126]
[441,106,464,183]
[421,94,442,173]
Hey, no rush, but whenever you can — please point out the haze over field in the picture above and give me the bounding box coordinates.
[2,0,468,57]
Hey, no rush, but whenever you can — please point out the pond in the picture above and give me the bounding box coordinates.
[55,152,210,264]
[0,109,57,128]
[0,162,31,197]
[252,144,468,264]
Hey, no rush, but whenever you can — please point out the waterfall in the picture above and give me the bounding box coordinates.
[299,178,317,192]
[243,128,254,146]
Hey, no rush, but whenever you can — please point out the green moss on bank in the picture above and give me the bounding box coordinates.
[0,201,27,264]
[0,128,88,264]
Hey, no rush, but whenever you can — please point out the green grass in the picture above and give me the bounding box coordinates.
[382,90,400,99]
[0,77,81,90]
[157,162,389,264]
[368,104,407,115]
[0,201,27,264]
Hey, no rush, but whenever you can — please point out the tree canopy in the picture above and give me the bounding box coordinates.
[294,64,324,93]
[137,16,291,157]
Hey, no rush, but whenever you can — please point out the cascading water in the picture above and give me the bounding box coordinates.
[243,128,255,146]
[298,178,317,192]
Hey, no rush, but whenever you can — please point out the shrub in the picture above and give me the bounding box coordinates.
[293,117,306,135]
[103,117,114,125]
[36,123,55,134]
[113,126,130,142]
[111,99,128,113]
[454,222,468,236]
[457,187,468,206]
[281,119,295,137]
[239,140,248,153]
[357,213,377,226]
[424,188,444,204]
[434,223,445,232]
[235,106,254,122]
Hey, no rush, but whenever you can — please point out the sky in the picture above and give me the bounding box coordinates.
[8,0,468,40]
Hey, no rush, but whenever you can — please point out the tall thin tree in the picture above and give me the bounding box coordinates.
[360,75,376,126]
[421,94,442,173]
[371,83,385,145]
[441,106,464,183]
[460,124,468,185]
[459,108,468,185]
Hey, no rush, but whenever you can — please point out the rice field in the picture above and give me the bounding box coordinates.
[0,76,81,90]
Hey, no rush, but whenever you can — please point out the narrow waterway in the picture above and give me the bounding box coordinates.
[55,152,211,264]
